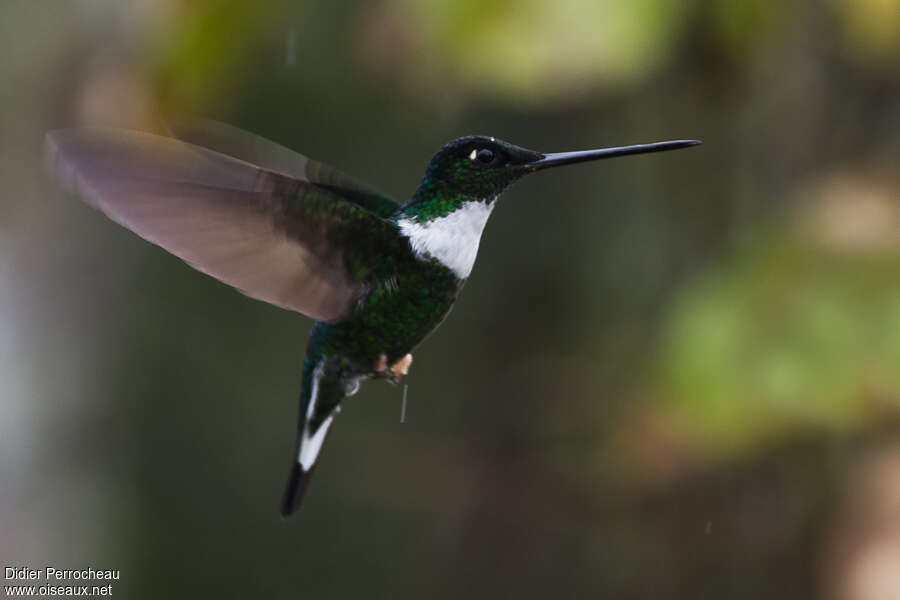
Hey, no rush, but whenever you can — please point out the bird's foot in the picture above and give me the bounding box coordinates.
[391,354,413,378]
[374,353,388,374]
[374,352,413,383]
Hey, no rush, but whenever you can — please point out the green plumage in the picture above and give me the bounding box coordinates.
[45,120,698,518]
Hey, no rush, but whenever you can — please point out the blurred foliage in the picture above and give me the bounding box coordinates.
[831,0,900,66]
[382,0,687,104]
[654,230,900,456]
[700,0,792,61]
[150,1,273,111]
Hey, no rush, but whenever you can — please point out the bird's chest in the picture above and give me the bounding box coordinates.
[327,202,494,369]
[398,200,494,279]
[330,261,462,369]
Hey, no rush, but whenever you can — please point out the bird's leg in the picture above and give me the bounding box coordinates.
[373,352,413,384]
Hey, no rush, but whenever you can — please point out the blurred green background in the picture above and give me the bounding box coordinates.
[2,0,900,598]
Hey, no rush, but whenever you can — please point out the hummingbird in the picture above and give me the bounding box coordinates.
[45,120,699,517]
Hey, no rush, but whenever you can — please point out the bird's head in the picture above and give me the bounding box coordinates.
[401,135,699,219]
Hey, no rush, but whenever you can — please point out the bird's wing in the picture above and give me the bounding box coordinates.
[166,119,402,218]
[46,128,403,323]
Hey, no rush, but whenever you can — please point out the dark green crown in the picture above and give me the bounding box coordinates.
[401,136,542,221]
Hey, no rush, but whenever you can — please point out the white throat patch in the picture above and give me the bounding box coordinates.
[398,200,495,279]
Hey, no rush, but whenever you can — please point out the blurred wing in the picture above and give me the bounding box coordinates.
[167,119,401,218]
[45,128,400,322]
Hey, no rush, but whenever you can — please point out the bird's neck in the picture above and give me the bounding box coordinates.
[401,177,471,221]
[396,180,496,279]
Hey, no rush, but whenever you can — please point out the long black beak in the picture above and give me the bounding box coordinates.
[527,140,700,170]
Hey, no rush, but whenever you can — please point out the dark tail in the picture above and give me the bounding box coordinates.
[280,460,316,517]
[280,345,346,518]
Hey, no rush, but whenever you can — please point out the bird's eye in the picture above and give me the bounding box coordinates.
[469,148,496,164]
